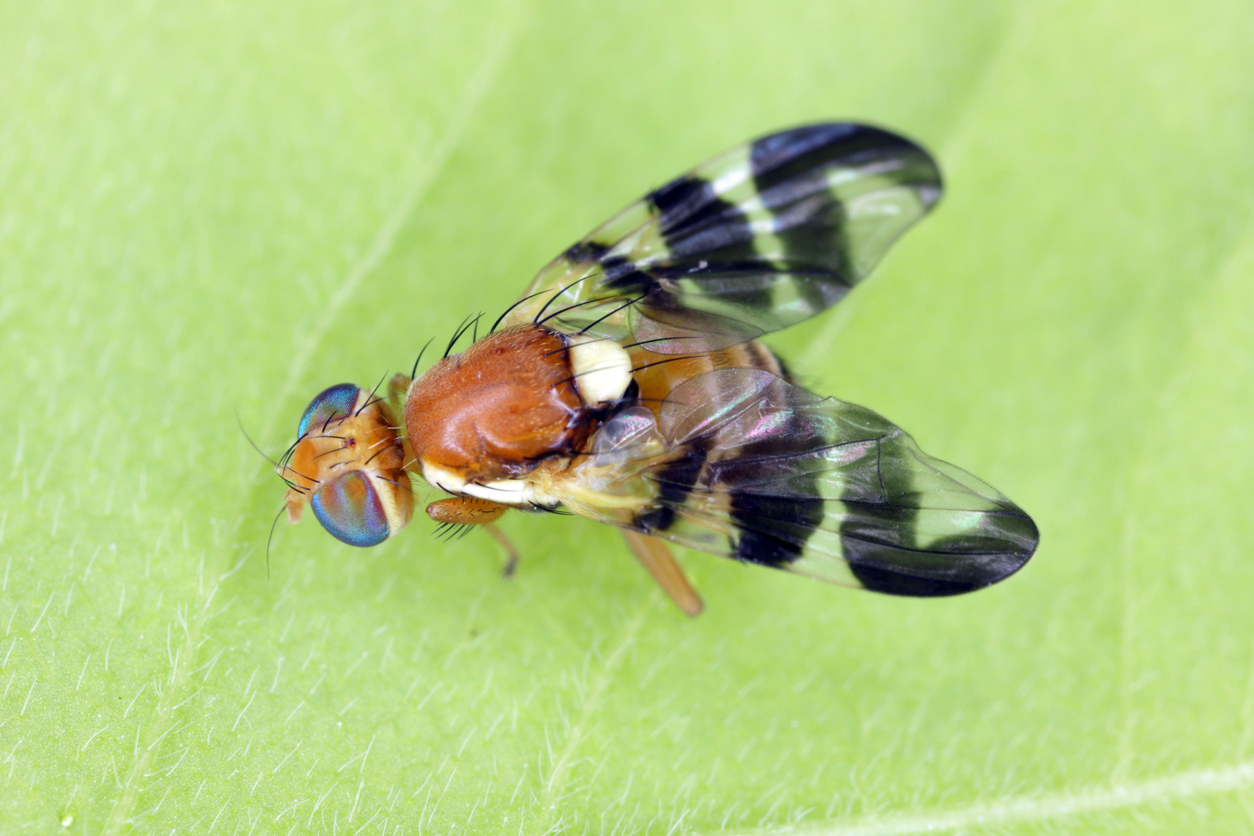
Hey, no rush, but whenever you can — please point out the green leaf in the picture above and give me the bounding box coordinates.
[3,1,1252,833]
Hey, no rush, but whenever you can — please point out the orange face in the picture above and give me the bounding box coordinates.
[281,384,413,547]
[404,326,592,483]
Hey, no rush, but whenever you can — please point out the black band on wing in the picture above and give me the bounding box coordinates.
[844,555,981,597]
[562,240,611,265]
[842,509,1040,596]
[838,436,1039,596]
[600,254,662,298]
[635,436,710,535]
[648,174,779,316]
[723,378,827,567]
[730,491,825,568]
[648,175,758,262]
[750,123,925,192]
[749,124,865,303]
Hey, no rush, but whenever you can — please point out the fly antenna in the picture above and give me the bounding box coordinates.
[237,413,285,470]
[265,505,286,580]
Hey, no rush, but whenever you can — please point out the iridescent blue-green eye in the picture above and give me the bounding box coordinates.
[311,470,390,547]
[298,383,360,438]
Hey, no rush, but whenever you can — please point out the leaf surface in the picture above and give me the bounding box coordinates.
[2,1,1252,833]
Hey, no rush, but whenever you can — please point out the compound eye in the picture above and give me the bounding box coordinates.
[298,383,361,438]
[310,470,390,547]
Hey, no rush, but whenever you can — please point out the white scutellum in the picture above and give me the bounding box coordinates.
[566,336,632,406]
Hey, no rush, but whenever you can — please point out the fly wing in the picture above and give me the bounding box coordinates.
[501,123,942,353]
[560,369,1037,596]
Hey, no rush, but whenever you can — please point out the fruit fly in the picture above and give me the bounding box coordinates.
[276,123,1039,615]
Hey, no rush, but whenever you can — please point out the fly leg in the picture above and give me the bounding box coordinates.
[621,530,704,617]
[484,524,521,578]
[426,496,519,577]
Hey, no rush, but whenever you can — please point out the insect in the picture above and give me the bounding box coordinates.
[276,122,1039,615]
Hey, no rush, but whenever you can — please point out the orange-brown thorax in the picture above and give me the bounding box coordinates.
[405,325,590,482]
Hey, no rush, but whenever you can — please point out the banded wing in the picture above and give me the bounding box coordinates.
[501,123,942,353]
[560,369,1038,596]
